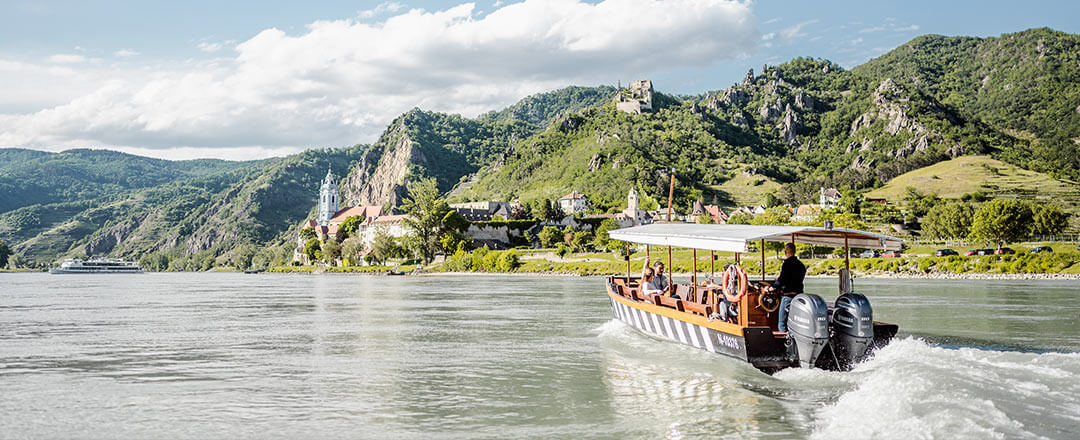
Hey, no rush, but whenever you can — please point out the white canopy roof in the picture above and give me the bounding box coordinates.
[607,223,903,253]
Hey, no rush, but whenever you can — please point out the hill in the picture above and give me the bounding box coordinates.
[4,28,1080,267]
[865,155,1079,201]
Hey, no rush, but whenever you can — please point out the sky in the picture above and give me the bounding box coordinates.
[0,0,1077,161]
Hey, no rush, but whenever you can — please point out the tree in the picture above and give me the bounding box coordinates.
[232,243,257,270]
[765,192,783,208]
[904,187,940,218]
[969,199,1033,246]
[751,207,792,225]
[303,238,321,263]
[401,178,451,264]
[341,238,365,266]
[0,239,10,268]
[839,189,863,214]
[592,218,621,252]
[322,240,342,265]
[727,212,754,225]
[539,199,564,222]
[371,226,399,265]
[1030,204,1069,237]
[337,215,365,242]
[300,227,316,241]
[571,230,594,252]
[922,202,974,240]
[538,226,562,248]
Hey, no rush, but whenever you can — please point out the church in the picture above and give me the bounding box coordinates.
[293,168,400,264]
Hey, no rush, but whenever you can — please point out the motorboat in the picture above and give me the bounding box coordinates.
[605,223,902,373]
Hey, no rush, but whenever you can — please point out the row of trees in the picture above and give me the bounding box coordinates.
[923,199,1070,245]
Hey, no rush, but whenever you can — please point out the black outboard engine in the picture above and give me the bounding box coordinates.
[830,292,874,369]
[786,294,829,368]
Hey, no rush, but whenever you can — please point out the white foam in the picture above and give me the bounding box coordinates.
[810,337,1080,440]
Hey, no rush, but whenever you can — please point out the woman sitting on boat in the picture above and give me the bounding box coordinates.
[641,257,677,298]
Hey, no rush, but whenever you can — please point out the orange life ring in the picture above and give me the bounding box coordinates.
[721,265,748,303]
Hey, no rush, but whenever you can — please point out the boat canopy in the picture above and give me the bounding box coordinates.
[607,224,903,253]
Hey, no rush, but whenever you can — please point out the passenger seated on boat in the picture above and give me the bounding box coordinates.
[771,243,806,332]
[641,257,677,298]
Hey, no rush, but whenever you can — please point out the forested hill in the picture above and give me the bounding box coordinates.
[455,28,1080,211]
[2,28,1078,269]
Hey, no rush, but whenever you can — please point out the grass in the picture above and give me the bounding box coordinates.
[710,166,783,207]
[865,155,1079,202]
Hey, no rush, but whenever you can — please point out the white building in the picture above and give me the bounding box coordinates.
[558,191,589,214]
[317,167,339,226]
[820,187,841,209]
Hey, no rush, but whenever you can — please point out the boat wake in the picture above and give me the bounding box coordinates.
[790,337,1080,440]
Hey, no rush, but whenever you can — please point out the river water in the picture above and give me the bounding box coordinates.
[2,273,1078,439]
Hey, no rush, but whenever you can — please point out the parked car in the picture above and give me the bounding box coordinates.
[995,247,1016,255]
[881,251,901,258]
[857,250,878,258]
[936,249,959,257]
[1029,246,1053,254]
[964,249,994,256]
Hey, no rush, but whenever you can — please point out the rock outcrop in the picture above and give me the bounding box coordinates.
[341,116,422,208]
[780,104,800,145]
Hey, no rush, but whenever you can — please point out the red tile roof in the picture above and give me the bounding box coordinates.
[560,191,586,200]
[330,206,384,224]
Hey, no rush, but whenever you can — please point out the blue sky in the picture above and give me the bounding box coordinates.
[0,0,1076,160]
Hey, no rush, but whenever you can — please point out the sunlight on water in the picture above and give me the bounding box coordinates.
[1,273,1079,439]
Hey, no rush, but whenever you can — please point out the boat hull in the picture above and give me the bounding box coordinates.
[607,281,897,373]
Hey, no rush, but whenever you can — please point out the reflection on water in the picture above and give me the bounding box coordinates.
[1,273,1079,439]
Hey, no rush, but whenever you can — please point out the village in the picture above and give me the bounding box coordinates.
[291,167,855,268]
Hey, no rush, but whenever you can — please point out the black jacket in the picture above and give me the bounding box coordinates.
[773,256,806,295]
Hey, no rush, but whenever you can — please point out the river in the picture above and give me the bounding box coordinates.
[1,273,1078,439]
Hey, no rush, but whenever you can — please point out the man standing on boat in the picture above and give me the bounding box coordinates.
[773,243,806,332]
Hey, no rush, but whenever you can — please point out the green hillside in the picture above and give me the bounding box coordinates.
[865,155,1079,201]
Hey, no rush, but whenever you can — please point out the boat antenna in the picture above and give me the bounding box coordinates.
[666,169,675,222]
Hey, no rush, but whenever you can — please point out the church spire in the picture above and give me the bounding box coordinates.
[317,166,339,226]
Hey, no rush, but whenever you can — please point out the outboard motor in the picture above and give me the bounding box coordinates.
[786,294,829,368]
[830,292,874,369]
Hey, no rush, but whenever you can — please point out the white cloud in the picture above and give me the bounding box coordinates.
[859,26,885,34]
[0,0,759,160]
[773,19,817,45]
[113,49,140,57]
[358,2,404,19]
[48,54,87,64]
[896,24,920,32]
[197,41,233,53]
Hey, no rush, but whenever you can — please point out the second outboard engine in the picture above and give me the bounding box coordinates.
[830,292,874,370]
[786,294,829,368]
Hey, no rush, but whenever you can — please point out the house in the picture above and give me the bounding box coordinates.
[793,204,823,222]
[820,187,842,209]
[558,191,589,214]
[703,205,727,224]
[450,201,512,221]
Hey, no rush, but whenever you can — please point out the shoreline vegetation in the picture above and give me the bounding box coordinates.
[256,243,1080,280]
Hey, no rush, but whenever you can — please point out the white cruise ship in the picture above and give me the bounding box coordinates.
[49,258,144,274]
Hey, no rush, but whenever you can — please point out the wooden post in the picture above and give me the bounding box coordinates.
[761,239,766,281]
[844,235,850,272]
[710,250,715,279]
[625,242,631,281]
[692,248,697,301]
[667,245,673,297]
[667,173,675,222]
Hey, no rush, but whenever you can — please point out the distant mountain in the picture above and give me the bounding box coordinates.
[478,85,617,126]
[3,27,1078,267]
[457,28,1080,210]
